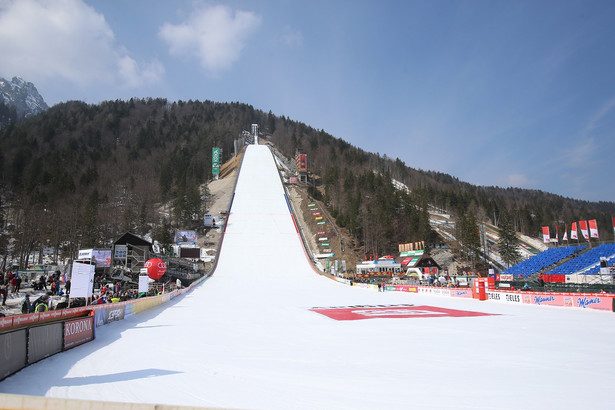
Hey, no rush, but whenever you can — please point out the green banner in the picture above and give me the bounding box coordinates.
[400,250,425,257]
[212,147,221,176]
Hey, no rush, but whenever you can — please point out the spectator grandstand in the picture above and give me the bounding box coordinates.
[543,243,615,277]
[503,245,586,278]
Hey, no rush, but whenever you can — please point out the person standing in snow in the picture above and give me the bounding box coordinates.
[21,294,31,314]
[10,275,18,293]
[15,274,22,293]
[1,281,7,306]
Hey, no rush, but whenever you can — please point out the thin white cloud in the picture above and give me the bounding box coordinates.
[550,136,598,171]
[159,5,261,73]
[279,25,303,47]
[544,98,615,195]
[117,55,165,88]
[585,96,615,134]
[0,0,162,88]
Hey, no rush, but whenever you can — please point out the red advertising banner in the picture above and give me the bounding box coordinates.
[0,315,13,330]
[579,220,589,240]
[64,316,95,350]
[311,305,496,321]
[571,222,578,240]
[589,219,599,238]
[39,311,63,321]
[542,226,550,243]
[11,313,40,327]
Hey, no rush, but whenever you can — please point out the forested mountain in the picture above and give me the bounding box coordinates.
[0,98,613,267]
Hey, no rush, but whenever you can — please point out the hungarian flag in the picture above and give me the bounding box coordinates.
[542,226,550,243]
[571,222,578,240]
[589,219,599,238]
[579,220,589,240]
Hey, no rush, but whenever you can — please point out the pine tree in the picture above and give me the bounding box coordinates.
[498,211,521,268]
[462,211,481,268]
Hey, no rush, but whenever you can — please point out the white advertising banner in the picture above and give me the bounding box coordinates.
[139,276,150,294]
[78,249,93,260]
[486,291,523,304]
[70,262,95,298]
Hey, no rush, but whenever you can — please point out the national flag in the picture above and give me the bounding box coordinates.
[589,219,599,238]
[579,220,589,240]
[542,226,550,243]
[571,222,578,240]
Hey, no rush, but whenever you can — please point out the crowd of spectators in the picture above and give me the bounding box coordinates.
[1,267,180,318]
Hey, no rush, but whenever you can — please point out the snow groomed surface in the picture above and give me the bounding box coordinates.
[2,144,615,409]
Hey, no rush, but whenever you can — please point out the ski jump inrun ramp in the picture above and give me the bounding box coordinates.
[1,144,614,410]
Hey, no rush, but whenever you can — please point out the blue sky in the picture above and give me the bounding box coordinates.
[1,0,614,202]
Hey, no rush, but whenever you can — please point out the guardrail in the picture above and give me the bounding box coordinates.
[1,314,94,381]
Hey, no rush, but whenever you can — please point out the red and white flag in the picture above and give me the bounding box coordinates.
[555,225,559,242]
[589,219,599,238]
[562,224,568,241]
[542,226,550,243]
[579,220,589,240]
[571,222,578,240]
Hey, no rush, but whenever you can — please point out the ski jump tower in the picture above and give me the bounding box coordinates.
[251,124,259,145]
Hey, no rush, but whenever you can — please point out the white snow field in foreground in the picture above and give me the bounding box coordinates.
[1,144,615,409]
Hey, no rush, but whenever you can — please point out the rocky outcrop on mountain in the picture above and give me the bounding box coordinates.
[0,76,48,122]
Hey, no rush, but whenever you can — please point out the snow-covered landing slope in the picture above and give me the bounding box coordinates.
[2,145,615,410]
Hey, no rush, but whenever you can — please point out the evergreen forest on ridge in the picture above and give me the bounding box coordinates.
[1,98,614,268]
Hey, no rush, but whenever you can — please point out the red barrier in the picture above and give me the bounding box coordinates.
[543,274,566,283]
[0,315,14,330]
[472,278,488,300]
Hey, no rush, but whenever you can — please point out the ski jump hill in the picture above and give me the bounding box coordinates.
[1,144,615,409]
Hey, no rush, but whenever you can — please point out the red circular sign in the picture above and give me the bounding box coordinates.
[145,258,167,280]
